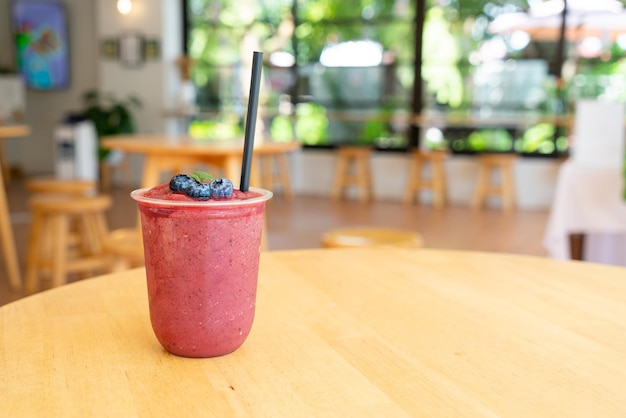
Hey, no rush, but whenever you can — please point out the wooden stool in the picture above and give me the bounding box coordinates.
[258,153,293,199]
[403,150,448,208]
[103,227,145,272]
[26,178,97,196]
[330,146,373,203]
[321,226,424,249]
[470,153,517,211]
[24,194,113,294]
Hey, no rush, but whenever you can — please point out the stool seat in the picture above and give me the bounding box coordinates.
[26,178,97,196]
[321,227,424,249]
[103,227,145,272]
[403,150,448,208]
[29,194,111,213]
[330,146,373,203]
[24,194,112,294]
[471,153,517,211]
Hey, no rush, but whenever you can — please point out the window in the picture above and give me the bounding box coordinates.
[184,0,416,150]
[184,0,626,156]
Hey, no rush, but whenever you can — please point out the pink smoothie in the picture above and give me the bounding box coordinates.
[132,184,272,358]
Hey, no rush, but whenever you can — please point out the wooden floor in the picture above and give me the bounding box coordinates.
[0,178,550,306]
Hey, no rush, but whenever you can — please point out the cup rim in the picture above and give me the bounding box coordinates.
[131,186,273,207]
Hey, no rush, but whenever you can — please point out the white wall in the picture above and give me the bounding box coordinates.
[94,0,183,183]
[0,0,183,175]
[95,0,182,136]
[0,0,98,174]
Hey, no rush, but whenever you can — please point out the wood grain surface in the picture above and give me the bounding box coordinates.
[2,248,626,417]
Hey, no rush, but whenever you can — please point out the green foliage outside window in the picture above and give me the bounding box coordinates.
[186,0,626,154]
[270,115,295,142]
[187,0,415,148]
[294,103,330,145]
[422,6,464,109]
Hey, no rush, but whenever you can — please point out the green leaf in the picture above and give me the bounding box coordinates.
[190,171,214,183]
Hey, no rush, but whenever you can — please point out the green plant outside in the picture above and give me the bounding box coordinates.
[294,103,329,145]
[186,0,626,153]
[188,116,244,141]
[269,115,295,142]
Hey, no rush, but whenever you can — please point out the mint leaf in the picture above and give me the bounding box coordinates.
[190,171,214,183]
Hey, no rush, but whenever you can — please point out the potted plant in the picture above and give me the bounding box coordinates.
[80,89,141,160]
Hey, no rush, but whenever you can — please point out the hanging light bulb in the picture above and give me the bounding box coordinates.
[117,0,132,15]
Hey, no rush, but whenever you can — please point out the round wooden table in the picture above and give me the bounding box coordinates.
[100,134,301,188]
[100,135,300,250]
[2,248,626,416]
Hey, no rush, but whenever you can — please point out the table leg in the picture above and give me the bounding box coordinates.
[141,156,166,189]
[223,156,242,187]
[0,167,21,291]
[275,153,294,199]
[222,155,262,188]
[570,233,585,261]
[251,156,262,187]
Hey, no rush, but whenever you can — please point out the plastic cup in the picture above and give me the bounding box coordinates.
[131,187,272,358]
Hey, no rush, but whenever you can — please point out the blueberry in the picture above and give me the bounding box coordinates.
[185,182,212,200]
[209,178,234,198]
[169,174,196,193]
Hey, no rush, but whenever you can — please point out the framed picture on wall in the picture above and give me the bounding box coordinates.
[11,0,70,90]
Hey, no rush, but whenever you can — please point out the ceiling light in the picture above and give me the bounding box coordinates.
[117,0,132,15]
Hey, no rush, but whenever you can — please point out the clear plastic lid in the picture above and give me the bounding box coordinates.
[131,187,273,207]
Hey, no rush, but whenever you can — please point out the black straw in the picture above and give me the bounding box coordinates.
[240,51,263,192]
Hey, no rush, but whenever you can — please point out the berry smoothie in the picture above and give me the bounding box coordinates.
[132,182,272,358]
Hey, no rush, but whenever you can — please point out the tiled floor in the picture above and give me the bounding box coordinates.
[0,177,550,306]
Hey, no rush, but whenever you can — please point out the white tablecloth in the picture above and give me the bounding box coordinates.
[543,160,626,266]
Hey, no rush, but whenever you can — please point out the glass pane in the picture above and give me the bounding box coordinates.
[295,21,413,64]
[296,0,414,21]
[187,0,414,149]
[420,1,571,156]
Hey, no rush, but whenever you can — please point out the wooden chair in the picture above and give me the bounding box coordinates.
[470,153,517,211]
[403,149,448,208]
[321,226,424,249]
[330,146,373,203]
[24,194,113,294]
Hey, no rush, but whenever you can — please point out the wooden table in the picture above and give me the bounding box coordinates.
[2,248,626,417]
[101,135,300,249]
[0,125,30,291]
[100,134,301,188]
